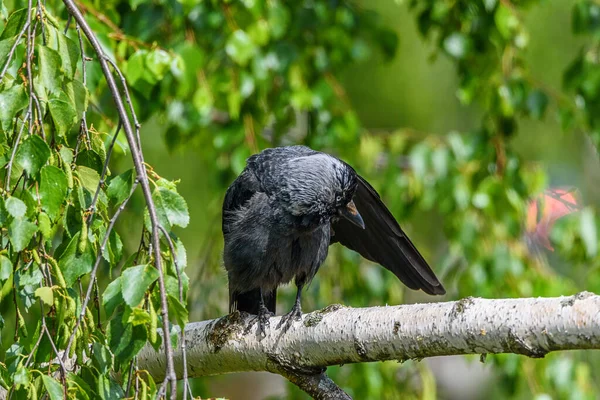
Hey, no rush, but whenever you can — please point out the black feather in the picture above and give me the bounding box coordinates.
[331,175,445,295]
[230,288,276,314]
[222,146,445,321]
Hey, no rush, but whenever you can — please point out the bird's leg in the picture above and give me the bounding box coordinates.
[256,288,273,338]
[277,281,304,331]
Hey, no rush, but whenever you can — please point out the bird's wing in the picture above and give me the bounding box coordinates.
[331,175,446,295]
[222,168,262,235]
[222,168,278,313]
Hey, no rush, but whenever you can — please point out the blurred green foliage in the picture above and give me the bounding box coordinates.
[1,0,600,398]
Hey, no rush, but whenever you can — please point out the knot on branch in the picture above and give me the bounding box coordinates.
[207,311,246,352]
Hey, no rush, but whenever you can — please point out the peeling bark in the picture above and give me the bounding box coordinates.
[138,292,600,382]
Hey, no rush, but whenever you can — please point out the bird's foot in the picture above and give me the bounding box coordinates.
[277,303,302,332]
[252,304,274,338]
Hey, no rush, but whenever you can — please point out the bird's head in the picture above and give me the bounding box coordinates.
[278,154,365,229]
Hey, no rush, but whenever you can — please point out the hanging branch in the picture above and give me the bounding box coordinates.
[63,180,139,359]
[60,2,178,397]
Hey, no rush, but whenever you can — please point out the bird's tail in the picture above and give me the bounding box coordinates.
[229,288,277,315]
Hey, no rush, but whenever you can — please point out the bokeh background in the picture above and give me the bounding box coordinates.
[4,0,600,398]
[124,0,600,398]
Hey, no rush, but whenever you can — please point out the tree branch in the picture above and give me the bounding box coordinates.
[60,1,178,397]
[138,292,600,395]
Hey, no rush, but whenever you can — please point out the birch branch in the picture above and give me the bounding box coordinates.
[138,292,600,382]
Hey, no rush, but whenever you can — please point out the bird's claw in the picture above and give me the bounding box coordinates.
[257,304,274,338]
[277,304,302,332]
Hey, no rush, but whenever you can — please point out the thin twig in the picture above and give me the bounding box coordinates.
[158,225,190,399]
[104,57,142,153]
[63,180,139,359]
[31,94,46,140]
[4,111,31,191]
[76,23,91,147]
[25,0,35,136]
[86,120,122,224]
[36,0,46,45]
[60,2,178,397]
[23,323,45,368]
[0,21,31,82]
[157,226,183,303]
[124,359,135,398]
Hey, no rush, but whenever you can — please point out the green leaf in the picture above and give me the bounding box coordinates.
[108,309,147,367]
[76,165,100,193]
[91,343,112,374]
[41,375,63,400]
[48,91,77,137]
[121,265,159,307]
[0,84,28,131]
[107,169,134,205]
[35,286,54,306]
[153,187,190,229]
[76,150,103,174]
[0,198,7,225]
[15,135,51,177]
[66,372,92,400]
[102,277,123,317]
[58,232,94,286]
[38,46,63,94]
[39,166,68,220]
[127,307,151,326]
[226,30,257,66]
[107,230,123,265]
[0,255,12,280]
[146,49,171,80]
[13,365,29,388]
[167,294,188,326]
[9,218,37,251]
[57,33,80,79]
[0,8,28,40]
[64,80,89,123]
[97,374,124,400]
[5,196,27,218]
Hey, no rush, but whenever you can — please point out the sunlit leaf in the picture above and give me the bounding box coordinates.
[103,277,123,317]
[0,84,28,131]
[5,196,26,218]
[0,255,12,280]
[15,135,50,177]
[152,187,190,229]
[41,375,63,400]
[58,232,94,286]
[8,217,37,251]
[48,91,77,137]
[38,46,63,94]
[0,8,28,40]
[76,165,101,193]
[121,264,159,307]
[107,169,134,205]
[35,286,54,306]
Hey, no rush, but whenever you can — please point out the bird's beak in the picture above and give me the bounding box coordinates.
[340,200,365,229]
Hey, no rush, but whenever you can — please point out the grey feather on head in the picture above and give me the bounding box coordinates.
[277,154,358,219]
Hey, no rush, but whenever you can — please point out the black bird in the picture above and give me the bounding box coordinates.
[222,145,445,332]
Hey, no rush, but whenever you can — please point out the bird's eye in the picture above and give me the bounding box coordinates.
[336,195,342,203]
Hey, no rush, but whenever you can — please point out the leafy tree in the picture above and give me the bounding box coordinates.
[0,0,599,398]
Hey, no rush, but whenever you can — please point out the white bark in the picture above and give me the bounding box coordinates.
[138,292,600,382]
